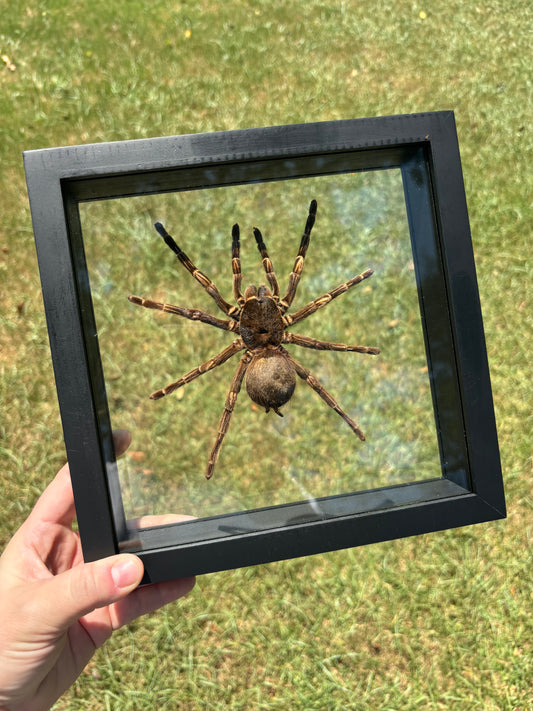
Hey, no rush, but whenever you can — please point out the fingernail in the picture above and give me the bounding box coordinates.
[111,557,141,589]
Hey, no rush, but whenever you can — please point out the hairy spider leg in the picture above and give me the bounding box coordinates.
[149,338,245,400]
[279,199,317,313]
[127,295,240,334]
[283,268,375,329]
[206,351,253,479]
[154,222,240,320]
[231,223,245,307]
[252,226,280,301]
[282,332,380,355]
[283,349,366,441]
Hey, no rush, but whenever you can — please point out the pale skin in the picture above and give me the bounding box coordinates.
[0,430,196,711]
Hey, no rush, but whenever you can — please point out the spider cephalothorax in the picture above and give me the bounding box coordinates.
[129,200,380,479]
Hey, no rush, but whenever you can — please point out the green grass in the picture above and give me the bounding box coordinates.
[1,0,531,709]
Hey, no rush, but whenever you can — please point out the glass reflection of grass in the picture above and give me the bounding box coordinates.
[81,169,441,522]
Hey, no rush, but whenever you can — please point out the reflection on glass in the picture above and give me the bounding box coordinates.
[80,170,441,529]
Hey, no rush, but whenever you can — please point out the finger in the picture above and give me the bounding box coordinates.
[113,428,132,457]
[110,576,196,630]
[27,461,76,528]
[27,430,133,528]
[39,554,145,633]
[130,513,196,528]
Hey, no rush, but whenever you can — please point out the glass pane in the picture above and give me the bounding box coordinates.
[80,169,441,531]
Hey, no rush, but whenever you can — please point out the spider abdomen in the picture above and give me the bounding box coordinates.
[245,349,296,415]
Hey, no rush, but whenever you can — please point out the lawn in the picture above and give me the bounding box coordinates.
[0,1,531,709]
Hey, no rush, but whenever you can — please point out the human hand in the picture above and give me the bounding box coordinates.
[0,430,195,711]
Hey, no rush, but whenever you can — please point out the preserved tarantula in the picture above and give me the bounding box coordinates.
[129,200,380,479]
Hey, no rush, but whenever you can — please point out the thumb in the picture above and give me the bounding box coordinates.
[40,554,144,631]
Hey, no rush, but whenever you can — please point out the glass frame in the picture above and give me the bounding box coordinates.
[23,112,505,582]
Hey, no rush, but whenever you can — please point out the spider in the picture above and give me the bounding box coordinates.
[128,199,380,479]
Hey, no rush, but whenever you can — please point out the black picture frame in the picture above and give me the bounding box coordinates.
[23,112,505,583]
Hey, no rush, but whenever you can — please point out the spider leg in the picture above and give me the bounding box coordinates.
[283,349,366,441]
[279,199,317,313]
[149,338,245,400]
[128,295,240,333]
[252,226,280,300]
[283,332,380,355]
[232,223,246,307]
[283,269,374,328]
[154,222,240,320]
[206,351,253,479]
